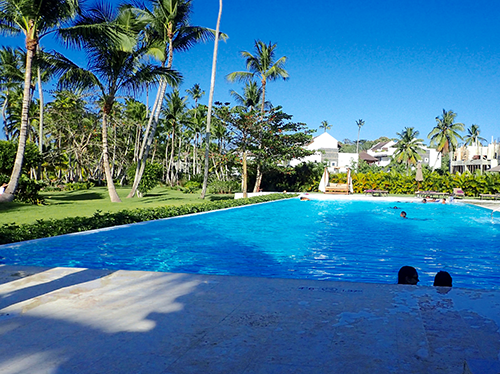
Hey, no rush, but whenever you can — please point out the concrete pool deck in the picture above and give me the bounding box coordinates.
[1,265,500,373]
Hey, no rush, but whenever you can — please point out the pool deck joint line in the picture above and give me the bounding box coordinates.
[1,265,500,373]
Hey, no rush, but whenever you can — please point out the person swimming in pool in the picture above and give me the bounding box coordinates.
[434,271,452,287]
[400,211,407,218]
[398,266,419,285]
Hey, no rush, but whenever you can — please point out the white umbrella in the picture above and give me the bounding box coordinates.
[347,167,353,194]
[319,167,329,192]
[415,162,423,191]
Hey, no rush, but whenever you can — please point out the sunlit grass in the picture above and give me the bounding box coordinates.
[0,186,233,225]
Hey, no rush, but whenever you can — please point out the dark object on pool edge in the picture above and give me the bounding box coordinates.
[398,266,419,285]
[434,271,452,287]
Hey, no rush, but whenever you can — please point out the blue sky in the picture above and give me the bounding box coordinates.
[2,0,500,144]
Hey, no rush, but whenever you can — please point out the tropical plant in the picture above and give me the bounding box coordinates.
[58,3,181,202]
[0,0,80,202]
[393,127,424,171]
[428,109,464,172]
[226,40,289,193]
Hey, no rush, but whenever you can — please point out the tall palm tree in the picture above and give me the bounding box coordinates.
[201,0,223,199]
[356,119,365,154]
[226,40,288,192]
[58,4,180,202]
[428,109,464,172]
[464,124,486,156]
[393,127,424,171]
[320,120,331,133]
[0,0,80,202]
[127,0,219,198]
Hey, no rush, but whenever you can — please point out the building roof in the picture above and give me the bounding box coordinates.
[359,151,378,162]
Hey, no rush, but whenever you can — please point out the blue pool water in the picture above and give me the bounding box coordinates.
[1,199,499,289]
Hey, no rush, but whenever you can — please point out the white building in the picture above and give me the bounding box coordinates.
[367,141,442,169]
[289,132,357,172]
[451,140,499,173]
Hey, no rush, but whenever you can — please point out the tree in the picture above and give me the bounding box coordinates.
[428,109,464,172]
[226,40,288,192]
[0,0,80,202]
[201,0,223,199]
[250,107,314,184]
[320,120,331,133]
[127,0,219,198]
[464,124,486,156]
[393,127,424,171]
[230,81,263,111]
[355,119,365,154]
[58,4,180,202]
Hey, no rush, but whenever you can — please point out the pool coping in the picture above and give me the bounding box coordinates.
[0,265,499,373]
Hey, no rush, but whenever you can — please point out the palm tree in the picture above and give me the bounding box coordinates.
[428,109,464,172]
[464,124,486,157]
[127,0,219,198]
[393,127,424,171]
[58,4,180,202]
[0,0,80,202]
[201,0,223,199]
[356,119,365,154]
[186,83,205,106]
[320,120,331,133]
[226,40,288,192]
[230,81,262,111]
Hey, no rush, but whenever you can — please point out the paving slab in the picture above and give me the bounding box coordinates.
[1,265,500,374]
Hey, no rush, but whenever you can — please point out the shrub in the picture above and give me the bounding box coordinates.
[181,181,201,194]
[127,162,162,195]
[64,182,94,191]
[14,175,46,205]
[0,193,297,245]
[208,180,240,194]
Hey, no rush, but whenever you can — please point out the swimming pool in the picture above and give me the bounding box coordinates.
[1,199,499,289]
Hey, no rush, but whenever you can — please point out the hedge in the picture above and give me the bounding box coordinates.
[0,193,296,245]
[329,171,500,196]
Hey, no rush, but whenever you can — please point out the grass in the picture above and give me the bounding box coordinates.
[0,186,233,225]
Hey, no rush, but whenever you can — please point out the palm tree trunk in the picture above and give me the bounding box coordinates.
[252,78,266,193]
[102,112,121,202]
[0,45,35,203]
[242,149,248,198]
[37,58,44,180]
[201,0,223,199]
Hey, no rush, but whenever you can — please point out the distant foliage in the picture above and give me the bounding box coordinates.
[0,140,41,174]
[0,193,296,245]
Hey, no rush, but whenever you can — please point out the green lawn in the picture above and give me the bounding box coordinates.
[0,186,233,225]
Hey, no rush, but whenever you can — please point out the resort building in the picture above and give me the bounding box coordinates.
[367,141,442,169]
[288,132,358,172]
[451,140,500,174]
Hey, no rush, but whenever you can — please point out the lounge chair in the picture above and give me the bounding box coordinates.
[479,194,500,200]
[364,189,388,197]
[325,183,349,195]
[452,188,465,198]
